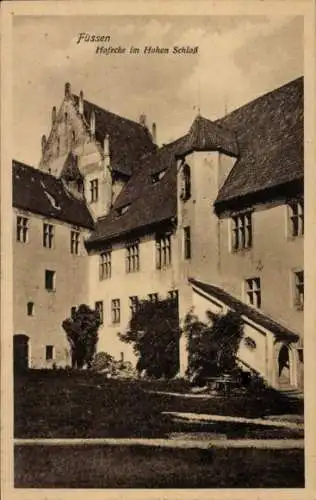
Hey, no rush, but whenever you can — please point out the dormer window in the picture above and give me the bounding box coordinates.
[116,204,130,216]
[180,164,191,201]
[152,169,166,184]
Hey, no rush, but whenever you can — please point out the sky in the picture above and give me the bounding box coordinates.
[13,15,303,166]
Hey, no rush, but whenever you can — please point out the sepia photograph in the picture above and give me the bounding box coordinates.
[1,1,314,493]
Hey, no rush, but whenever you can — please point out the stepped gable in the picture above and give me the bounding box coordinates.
[86,136,187,246]
[13,160,94,230]
[73,95,156,177]
[214,77,303,208]
[190,278,299,342]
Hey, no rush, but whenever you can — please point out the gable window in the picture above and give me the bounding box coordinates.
[245,277,261,308]
[27,301,34,316]
[183,226,191,260]
[111,299,120,324]
[95,301,104,324]
[45,270,56,292]
[43,223,54,249]
[70,230,80,255]
[293,270,304,310]
[288,201,304,237]
[17,216,29,243]
[181,164,191,201]
[45,345,54,361]
[148,293,159,303]
[129,296,139,317]
[156,234,171,269]
[100,250,112,280]
[126,241,139,273]
[232,212,252,251]
[90,179,99,203]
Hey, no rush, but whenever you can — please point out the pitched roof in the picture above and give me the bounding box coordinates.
[73,95,156,176]
[13,160,94,230]
[86,136,187,246]
[176,115,239,158]
[189,278,299,342]
[214,77,303,206]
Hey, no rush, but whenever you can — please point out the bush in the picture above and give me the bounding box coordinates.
[119,298,180,379]
[184,309,244,385]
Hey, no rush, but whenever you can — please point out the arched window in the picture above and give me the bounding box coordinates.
[181,164,191,201]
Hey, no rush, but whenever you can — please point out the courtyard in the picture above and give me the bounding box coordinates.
[14,370,304,488]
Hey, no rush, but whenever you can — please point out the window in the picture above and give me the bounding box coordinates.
[71,306,77,318]
[111,299,120,324]
[184,226,191,260]
[294,270,304,310]
[43,223,54,249]
[181,164,191,201]
[99,251,112,280]
[148,293,159,303]
[45,345,54,361]
[129,296,139,317]
[152,169,166,183]
[27,301,34,316]
[126,241,139,273]
[90,179,99,202]
[232,213,252,251]
[156,234,171,269]
[168,290,179,302]
[16,216,29,243]
[288,201,304,237]
[95,301,104,324]
[70,230,80,255]
[45,270,56,291]
[245,277,261,308]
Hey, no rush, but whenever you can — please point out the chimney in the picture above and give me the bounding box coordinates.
[79,90,84,115]
[52,106,57,126]
[65,82,71,98]
[90,110,95,137]
[152,122,157,144]
[139,114,147,128]
[103,134,110,158]
[41,134,47,155]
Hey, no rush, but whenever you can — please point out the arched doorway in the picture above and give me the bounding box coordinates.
[278,344,291,387]
[13,334,29,372]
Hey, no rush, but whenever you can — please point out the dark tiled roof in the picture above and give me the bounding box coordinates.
[13,160,94,230]
[86,136,187,246]
[189,278,299,342]
[214,77,303,206]
[176,115,239,158]
[73,95,156,176]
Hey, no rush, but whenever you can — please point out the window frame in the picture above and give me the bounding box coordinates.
[95,301,104,325]
[99,250,112,280]
[90,178,99,203]
[126,240,140,273]
[45,345,54,361]
[183,226,191,260]
[155,233,172,269]
[43,222,55,249]
[129,296,139,317]
[231,212,253,252]
[180,163,191,201]
[244,277,261,309]
[293,269,304,310]
[111,298,121,324]
[45,269,56,292]
[27,301,35,317]
[287,201,304,238]
[16,215,29,243]
[70,229,80,255]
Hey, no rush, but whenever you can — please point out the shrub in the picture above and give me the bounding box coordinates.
[62,304,101,369]
[184,309,244,384]
[119,297,180,379]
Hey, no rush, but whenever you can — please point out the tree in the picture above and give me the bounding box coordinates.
[62,304,101,369]
[184,309,244,383]
[118,298,180,379]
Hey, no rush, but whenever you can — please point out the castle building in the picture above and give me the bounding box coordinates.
[13,78,304,390]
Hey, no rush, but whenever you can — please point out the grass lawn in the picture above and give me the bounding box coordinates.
[15,444,304,488]
[14,370,304,439]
